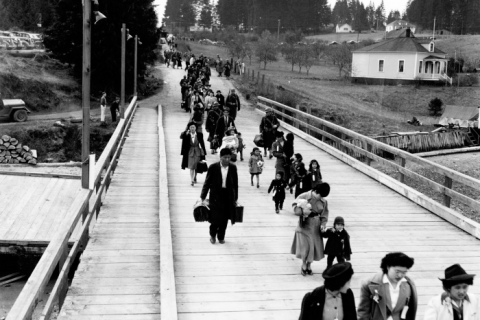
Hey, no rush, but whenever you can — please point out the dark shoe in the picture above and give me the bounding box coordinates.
[275,209,279,214]
[210,237,216,244]
[241,158,244,161]
[191,182,194,186]
[257,184,259,188]
[219,239,225,244]
[301,267,307,276]
[194,177,197,183]
[269,154,273,159]
[306,269,313,275]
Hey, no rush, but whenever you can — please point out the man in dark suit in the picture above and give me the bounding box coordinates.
[214,108,235,142]
[200,148,239,244]
[215,90,225,109]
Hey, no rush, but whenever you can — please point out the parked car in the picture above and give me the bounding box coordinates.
[0,99,31,122]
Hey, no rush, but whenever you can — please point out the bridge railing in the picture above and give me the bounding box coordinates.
[257,96,480,236]
[6,97,138,320]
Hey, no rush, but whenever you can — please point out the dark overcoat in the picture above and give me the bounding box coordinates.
[180,131,207,170]
[225,93,240,119]
[298,286,357,320]
[322,228,352,260]
[214,116,236,140]
[200,162,238,225]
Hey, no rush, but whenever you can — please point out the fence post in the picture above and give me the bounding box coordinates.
[321,125,326,142]
[443,176,453,207]
[399,157,406,183]
[257,71,260,84]
[340,133,346,153]
[306,106,311,135]
[261,74,265,90]
[366,143,372,166]
[252,70,255,82]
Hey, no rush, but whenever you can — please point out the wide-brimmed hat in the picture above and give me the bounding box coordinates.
[440,264,475,282]
[323,262,353,280]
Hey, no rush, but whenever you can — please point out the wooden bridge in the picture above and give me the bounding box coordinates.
[5,68,480,320]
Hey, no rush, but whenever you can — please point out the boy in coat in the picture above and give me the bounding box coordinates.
[268,171,288,213]
[358,252,418,320]
[322,216,351,268]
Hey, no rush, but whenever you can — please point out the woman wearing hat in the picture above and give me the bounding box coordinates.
[424,264,479,320]
[181,122,207,186]
[299,262,357,320]
[291,183,330,276]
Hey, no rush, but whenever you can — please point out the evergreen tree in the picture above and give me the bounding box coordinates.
[0,0,54,31]
[198,6,213,28]
[44,0,159,93]
[332,0,351,25]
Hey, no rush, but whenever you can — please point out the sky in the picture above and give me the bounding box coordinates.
[153,0,410,26]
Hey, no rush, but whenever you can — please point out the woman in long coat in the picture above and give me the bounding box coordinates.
[206,104,222,154]
[283,133,294,183]
[181,122,207,186]
[291,183,330,276]
[259,108,280,158]
[272,131,286,177]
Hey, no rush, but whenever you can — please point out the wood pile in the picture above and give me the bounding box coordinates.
[0,135,37,164]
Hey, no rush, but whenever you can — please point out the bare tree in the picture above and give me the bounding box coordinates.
[326,44,352,77]
[244,42,254,65]
[281,44,300,71]
[255,30,278,70]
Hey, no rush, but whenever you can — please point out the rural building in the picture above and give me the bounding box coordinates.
[336,23,353,33]
[439,105,479,128]
[386,20,416,33]
[351,29,450,85]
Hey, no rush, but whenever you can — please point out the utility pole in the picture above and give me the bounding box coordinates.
[277,19,280,41]
[121,24,126,119]
[81,0,91,189]
[134,35,138,96]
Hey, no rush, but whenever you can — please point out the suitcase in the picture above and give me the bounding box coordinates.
[234,205,244,223]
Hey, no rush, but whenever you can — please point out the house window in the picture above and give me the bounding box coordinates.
[344,28,348,31]
[379,60,384,72]
[419,61,423,73]
[399,60,404,73]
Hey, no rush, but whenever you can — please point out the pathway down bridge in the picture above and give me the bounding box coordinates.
[55,66,480,319]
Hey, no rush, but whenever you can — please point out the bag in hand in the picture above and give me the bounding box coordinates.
[193,199,210,222]
[211,137,220,149]
[254,134,265,148]
[234,205,244,223]
[196,160,208,174]
[230,153,237,162]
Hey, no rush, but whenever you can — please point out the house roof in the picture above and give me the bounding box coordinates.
[353,37,446,54]
[424,55,448,60]
[387,20,416,28]
[386,28,415,39]
[336,23,351,28]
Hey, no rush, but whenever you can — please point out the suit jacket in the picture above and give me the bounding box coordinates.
[358,273,418,320]
[225,94,240,119]
[298,286,357,320]
[216,94,225,107]
[215,116,236,138]
[180,132,207,170]
[200,162,238,224]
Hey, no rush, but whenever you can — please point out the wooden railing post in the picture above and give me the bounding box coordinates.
[306,106,311,135]
[252,70,255,81]
[399,157,406,183]
[366,143,372,166]
[257,71,260,84]
[57,245,68,307]
[261,74,265,90]
[443,176,453,207]
[340,133,346,153]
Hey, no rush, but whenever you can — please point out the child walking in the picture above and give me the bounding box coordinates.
[248,147,264,188]
[237,132,245,161]
[268,172,288,214]
[322,216,352,268]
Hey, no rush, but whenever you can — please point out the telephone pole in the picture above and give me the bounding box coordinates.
[121,24,126,119]
[277,19,281,41]
[81,0,91,189]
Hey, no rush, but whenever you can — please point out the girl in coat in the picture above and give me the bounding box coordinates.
[268,171,288,213]
[424,264,478,320]
[322,216,352,268]
[180,122,207,186]
[290,155,311,198]
[283,133,295,183]
[248,147,264,188]
[307,159,323,189]
[291,183,330,276]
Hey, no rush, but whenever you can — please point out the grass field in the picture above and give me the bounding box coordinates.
[187,41,479,136]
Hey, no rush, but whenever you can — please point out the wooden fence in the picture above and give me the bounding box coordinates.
[257,96,480,220]
[6,97,139,320]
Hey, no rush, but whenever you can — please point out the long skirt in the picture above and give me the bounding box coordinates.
[188,149,201,170]
[291,216,324,263]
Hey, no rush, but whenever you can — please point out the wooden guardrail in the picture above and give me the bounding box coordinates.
[6,97,139,320]
[257,96,480,229]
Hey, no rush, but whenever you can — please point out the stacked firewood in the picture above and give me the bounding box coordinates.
[0,135,37,164]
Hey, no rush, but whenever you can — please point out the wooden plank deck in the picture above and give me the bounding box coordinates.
[58,105,161,320]
[161,67,480,320]
[0,175,87,252]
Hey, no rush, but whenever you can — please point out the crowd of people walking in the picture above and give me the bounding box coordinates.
[171,48,479,320]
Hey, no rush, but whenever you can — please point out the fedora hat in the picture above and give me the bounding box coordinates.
[440,264,475,282]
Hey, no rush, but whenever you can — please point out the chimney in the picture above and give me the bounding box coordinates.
[406,27,411,38]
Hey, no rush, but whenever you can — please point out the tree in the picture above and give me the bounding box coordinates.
[255,30,278,69]
[374,0,386,30]
[332,0,351,25]
[428,98,443,116]
[297,46,315,75]
[326,44,352,77]
[386,10,401,23]
[351,1,369,33]
[199,5,213,29]
[44,0,160,93]
[281,44,300,71]
[0,0,54,30]
[244,42,254,65]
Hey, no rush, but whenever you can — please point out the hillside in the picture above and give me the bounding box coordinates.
[0,52,82,113]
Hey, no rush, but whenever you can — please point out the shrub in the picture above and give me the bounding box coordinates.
[428,97,443,116]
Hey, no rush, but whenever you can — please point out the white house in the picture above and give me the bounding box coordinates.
[351,30,450,85]
[386,20,416,33]
[336,23,353,33]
